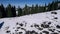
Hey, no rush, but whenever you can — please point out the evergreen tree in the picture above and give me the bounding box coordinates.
[17,6,22,16]
[44,3,47,12]
[51,1,55,10]
[11,6,16,17]
[58,1,60,9]
[35,4,39,13]
[31,4,35,14]
[24,4,28,15]
[54,0,58,10]
[38,6,42,12]
[48,0,58,11]
[6,4,12,17]
[48,2,54,11]
[0,5,2,18]
[0,4,7,18]
[48,3,51,11]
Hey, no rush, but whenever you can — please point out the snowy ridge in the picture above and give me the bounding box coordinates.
[0,10,60,34]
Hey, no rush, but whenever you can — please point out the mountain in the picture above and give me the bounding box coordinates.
[0,10,60,34]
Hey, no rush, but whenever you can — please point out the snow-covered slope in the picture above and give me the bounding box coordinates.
[0,10,60,34]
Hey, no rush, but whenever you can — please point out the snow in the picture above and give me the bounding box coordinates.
[0,10,60,34]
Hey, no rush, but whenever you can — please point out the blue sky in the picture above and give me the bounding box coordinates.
[0,0,59,8]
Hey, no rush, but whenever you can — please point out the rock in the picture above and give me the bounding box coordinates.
[31,30,38,34]
[40,32,42,34]
[56,25,60,29]
[41,24,44,27]
[44,25,49,28]
[12,33,14,34]
[30,25,33,27]
[19,23,23,26]
[37,27,43,30]
[51,32,58,34]
[6,30,10,33]
[25,30,38,34]
[18,32,23,34]
[15,29,19,32]
[48,22,51,25]
[54,17,58,19]
[42,30,49,34]
[43,21,46,24]
[16,22,19,25]
[51,12,57,14]
[25,31,31,34]
[17,27,20,29]
[21,28,26,31]
[41,24,49,28]
[34,24,39,28]
[57,30,60,33]
[48,29,55,32]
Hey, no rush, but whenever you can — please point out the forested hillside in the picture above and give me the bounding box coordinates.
[0,0,60,18]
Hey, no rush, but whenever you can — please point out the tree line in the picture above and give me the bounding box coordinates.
[0,0,60,18]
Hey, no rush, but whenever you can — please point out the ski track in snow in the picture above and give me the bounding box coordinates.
[0,10,60,34]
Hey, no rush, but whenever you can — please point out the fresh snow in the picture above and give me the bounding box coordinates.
[0,10,60,34]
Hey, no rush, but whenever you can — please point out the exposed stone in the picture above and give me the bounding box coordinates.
[42,30,49,34]
[51,32,58,34]
[30,25,33,27]
[19,32,23,34]
[56,25,60,29]
[48,29,55,32]
[19,23,23,26]
[41,24,49,28]
[57,30,60,33]
[54,17,58,19]
[37,27,43,30]
[31,30,38,34]
[21,28,26,31]
[34,24,39,28]
[25,31,31,34]
[16,22,19,25]
[6,30,10,33]
[17,27,20,29]
[48,22,51,25]
[15,29,19,31]
[40,32,42,34]
[51,12,57,14]
[43,21,46,24]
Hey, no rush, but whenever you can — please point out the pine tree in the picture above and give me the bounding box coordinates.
[17,6,22,16]
[38,6,42,12]
[11,6,16,17]
[31,4,35,14]
[48,2,54,11]
[0,4,7,18]
[24,4,28,15]
[35,4,39,13]
[44,3,47,12]
[54,0,58,10]
[52,1,55,10]
[6,4,12,17]
[0,5,2,18]
[58,0,60,9]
